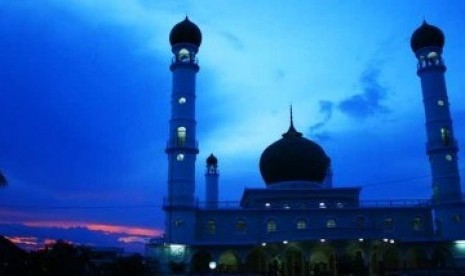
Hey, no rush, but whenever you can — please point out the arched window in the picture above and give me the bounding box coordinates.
[177,126,186,146]
[412,217,422,231]
[297,219,307,230]
[441,127,450,145]
[178,48,190,62]
[236,219,247,233]
[384,217,394,230]
[206,220,216,235]
[326,219,336,228]
[267,219,276,233]
[356,216,366,229]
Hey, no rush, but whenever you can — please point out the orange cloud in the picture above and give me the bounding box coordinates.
[22,220,162,237]
[6,236,38,245]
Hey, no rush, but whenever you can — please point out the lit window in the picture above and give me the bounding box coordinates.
[176,153,184,161]
[446,154,453,161]
[283,203,290,209]
[236,219,247,233]
[356,216,365,229]
[267,219,276,233]
[336,202,344,208]
[427,51,438,59]
[326,219,336,228]
[178,97,186,104]
[441,127,450,145]
[177,126,186,146]
[265,202,271,207]
[206,220,216,235]
[319,202,326,209]
[178,48,190,62]
[412,217,422,231]
[438,100,444,106]
[384,217,393,230]
[297,219,307,230]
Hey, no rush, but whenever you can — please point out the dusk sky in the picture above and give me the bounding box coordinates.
[1,0,465,253]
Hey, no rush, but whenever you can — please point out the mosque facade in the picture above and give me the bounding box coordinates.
[146,18,465,275]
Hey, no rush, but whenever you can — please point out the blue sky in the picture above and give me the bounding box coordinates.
[1,0,465,252]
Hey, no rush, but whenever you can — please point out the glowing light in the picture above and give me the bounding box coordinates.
[265,202,271,207]
[261,242,266,246]
[209,261,217,270]
[319,202,326,209]
[320,239,326,243]
[358,238,364,242]
[389,239,395,244]
[383,238,388,243]
[283,240,288,244]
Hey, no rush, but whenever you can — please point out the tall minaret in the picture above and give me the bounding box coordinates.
[205,154,219,208]
[165,17,202,243]
[410,21,462,204]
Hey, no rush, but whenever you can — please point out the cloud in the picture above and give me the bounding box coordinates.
[309,100,334,140]
[338,66,390,119]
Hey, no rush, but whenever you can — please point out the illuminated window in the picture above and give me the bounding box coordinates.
[178,48,190,62]
[283,203,290,209]
[412,217,422,231]
[267,219,276,233]
[178,97,186,104]
[336,202,344,208]
[176,153,184,161]
[297,219,307,230]
[177,126,186,146]
[438,100,445,106]
[236,219,247,233]
[384,217,393,230]
[427,51,438,59]
[206,220,216,235]
[356,216,366,229]
[326,219,336,228]
[441,127,450,145]
[446,154,453,161]
[319,202,326,209]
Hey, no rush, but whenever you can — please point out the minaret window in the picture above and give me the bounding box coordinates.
[176,153,184,161]
[177,126,186,146]
[427,51,438,60]
[178,48,190,62]
[297,219,307,230]
[326,219,336,228]
[267,219,277,233]
[445,154,453,161]
[437,100,444,106]
[440,127,450,145]
[178,97,186,104]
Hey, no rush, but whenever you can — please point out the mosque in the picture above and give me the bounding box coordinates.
[146,18,465,275]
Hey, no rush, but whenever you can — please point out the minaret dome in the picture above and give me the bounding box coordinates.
[410,20,444,52]
[169,16,202,47]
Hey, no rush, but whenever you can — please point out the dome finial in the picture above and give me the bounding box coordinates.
[283,105,302,138]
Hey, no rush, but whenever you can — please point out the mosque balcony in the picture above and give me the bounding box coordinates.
[426,139,458,153]
[163,197,199,209]
[197,198,431,210]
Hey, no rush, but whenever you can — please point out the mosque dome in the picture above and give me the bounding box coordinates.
[169,17,202,48]
[259,118,330,186]
[206,154,218,166]
[411,21,444,52]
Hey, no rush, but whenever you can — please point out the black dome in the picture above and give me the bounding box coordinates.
[206,154,218,166]
[259,122,330,185]
[411,21,444,52]
[169,17,202,47]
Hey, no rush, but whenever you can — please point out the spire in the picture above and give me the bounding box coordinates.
[283,105,302,138]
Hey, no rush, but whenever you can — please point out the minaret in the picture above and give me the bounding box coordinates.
[165,17,202,243]
[205,154,219,208]
[410,21,462,204]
